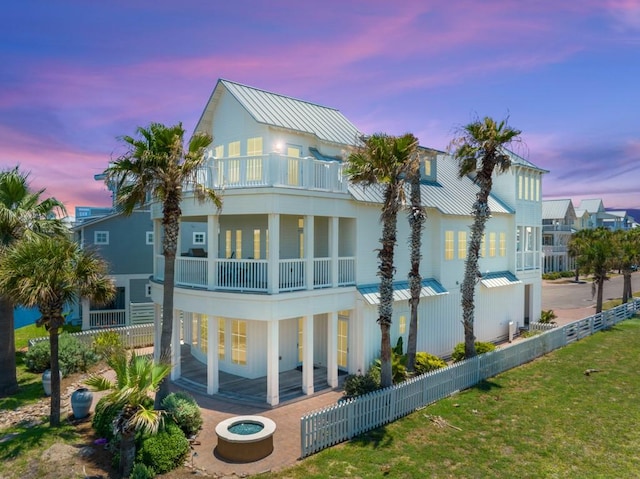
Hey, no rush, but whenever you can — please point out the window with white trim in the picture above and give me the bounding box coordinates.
[94,231,109,245]
[146,232,154,245]
[145,284,152,297]
[444,231,454,260]
[193,232,206,245]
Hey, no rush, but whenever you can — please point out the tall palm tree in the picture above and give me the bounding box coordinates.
[346,133,419,387]
[86,352,171,478]
[574,228,615,313]
[450,117,521,359]
[0,167,66,397]
[0,235,114,426]
[568,229,591,283]
[612,229,639,304]
[104,122,221,408]
[405,148,425,373]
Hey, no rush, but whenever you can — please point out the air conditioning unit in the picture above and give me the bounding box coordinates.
[508,321,515,343]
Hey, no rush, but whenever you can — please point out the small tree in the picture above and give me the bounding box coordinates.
[86,352,171,478]
[0,235,114,426]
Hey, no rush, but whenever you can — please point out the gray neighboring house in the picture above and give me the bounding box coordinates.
[70,208,155,329]
[542,199,576,273]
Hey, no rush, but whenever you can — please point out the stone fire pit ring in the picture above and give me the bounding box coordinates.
[215,415,276,462]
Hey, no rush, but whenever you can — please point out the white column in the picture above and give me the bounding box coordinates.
[327,311,338,387]
[81,297,90,331]
[302,315,314,395]
[329,217,339,287]
[207,316,219,395]
[153,303,162,363]
[183,312,192,345]
[268,214,280,294]
[170,309,181,380]
[266,320,280,406]
[153,219,161,279]
[207,214,219,289]
[305,215,314,290]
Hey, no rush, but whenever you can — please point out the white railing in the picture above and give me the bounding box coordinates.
[164,255,354,293]
[89,309,126,329]
[338,257,356,286]
[176,256,208,287]
[542,245,568,253]
[217,259,268,292]
[280,259,306,291]
[29,323,155,350]
[300,298,640,458]
[314,258,331,288]
[130,302,154,324]
[204,154,348,193]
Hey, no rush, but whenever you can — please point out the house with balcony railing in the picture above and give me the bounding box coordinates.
[139,79,545,406]
[542,199,577,273]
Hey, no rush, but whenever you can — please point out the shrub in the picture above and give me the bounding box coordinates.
[92,396,122,442]
[413,352,447,375]
[92,330,125,361]
[161,392,203,437]
[130,463,155,479]
[25,334,99,375]
[371,353,407,384]
[136,422,189,475]
[451,341,496,362]
[343,371,380,397]
[539,309,558,324]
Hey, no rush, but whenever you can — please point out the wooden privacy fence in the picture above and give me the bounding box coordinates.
[300,298,640,458]
[28,323,155,351]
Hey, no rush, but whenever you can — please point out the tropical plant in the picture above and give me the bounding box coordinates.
[25,333,99,375]
[412,352,447,375]
[449,116,521,359]
[0,235,114,426]
[406,148,426,373]
[568,229,591,282]
[345,133,419,387]
[451,341,496,362]
[0,166,66,397]
[85,352,172,478]
[612,229,640,303]
[104,122,221,408]
[573,228,615,313]
[539,309,558,324]
[343,371,380,397]
[161,391,203,437]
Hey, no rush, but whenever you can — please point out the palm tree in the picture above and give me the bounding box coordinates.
[450,117,521,359]
[612,229,640,304]
[86,352,171,478]
[346,133,419,387]
[574,228,615,313]
[405,149,425,373]
[0,235,114,426]
[104,122,221,408]
[0,167,66,397]
[568,229,591,283]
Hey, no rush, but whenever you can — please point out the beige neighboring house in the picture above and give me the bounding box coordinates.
[542,199,576,273]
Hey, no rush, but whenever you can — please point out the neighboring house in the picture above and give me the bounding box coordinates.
[542,199,577,273]
[573,208,591,231]
[604,210,635,231]
[70,208,155,329]
[141,79,545,406]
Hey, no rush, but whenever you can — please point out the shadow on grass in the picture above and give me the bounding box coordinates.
[0,422,78,461]
[472,379,503,392]
[350,426,393,449]
[0,353,43,412]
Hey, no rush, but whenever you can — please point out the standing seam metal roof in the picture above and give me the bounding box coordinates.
[357,279,448,305]
[221,80,361,146]
[349,154,513,216]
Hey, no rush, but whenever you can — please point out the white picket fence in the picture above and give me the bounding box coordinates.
[300,298,640,458]
[28,323,155,350]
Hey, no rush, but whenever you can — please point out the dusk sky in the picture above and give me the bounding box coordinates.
[1,1,639,215]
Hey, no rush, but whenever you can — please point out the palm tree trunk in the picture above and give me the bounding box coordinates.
[378,186,399,388]
[49,327,61,427]
[119,430,136,478]
[406,173,424,373]
[622,272,630,303]
[596,275,604,314]
[156,206,180,409]
[0,297,18,397]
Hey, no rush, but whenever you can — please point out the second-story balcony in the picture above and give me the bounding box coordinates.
[155,255,356,293]
[187,154,348,194]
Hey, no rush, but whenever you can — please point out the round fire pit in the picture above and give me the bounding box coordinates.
[215,415,276,462]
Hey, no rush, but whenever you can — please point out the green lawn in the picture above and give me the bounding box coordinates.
[263,318,640,479]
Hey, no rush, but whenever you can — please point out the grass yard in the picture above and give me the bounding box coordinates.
[263,318,640,479]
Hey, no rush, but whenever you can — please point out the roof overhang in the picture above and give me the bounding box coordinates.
[358,278,448,305]
[480,271,521,288]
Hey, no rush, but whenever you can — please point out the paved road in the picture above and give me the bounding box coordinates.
[542,271,640,310]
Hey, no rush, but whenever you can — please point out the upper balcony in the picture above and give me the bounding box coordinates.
[542,224,573,233]
[187,154,348,194]
[155,255,356,294]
